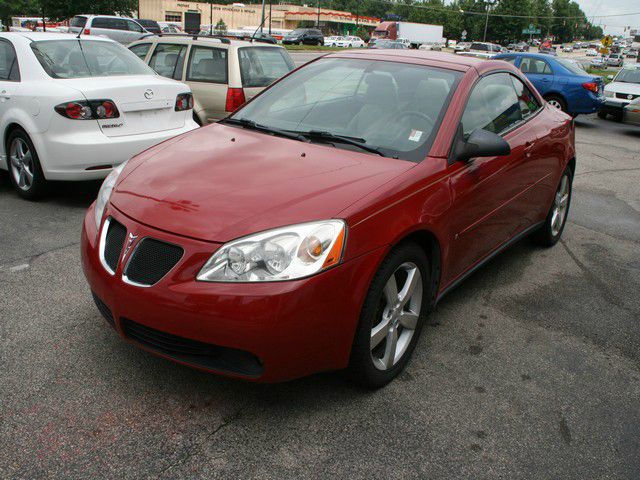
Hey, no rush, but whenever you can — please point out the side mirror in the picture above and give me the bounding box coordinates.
[607,74,614,80]
[451,127,511,163]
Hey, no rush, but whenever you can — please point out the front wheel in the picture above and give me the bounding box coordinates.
[6,129,47,199]
[534,166,573,247]
[597,110,607,119]
[348,243,430,388]
[545,94,567,113]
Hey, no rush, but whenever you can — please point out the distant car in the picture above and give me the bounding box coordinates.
[590,56,605,68]
[586,48,598,56]
[246,32,278,44]
[282,28,324,46]
[599,64,640,120]
[562,45,573,53]
[495,52,604,116]
[507,43,517,51]
[0,32,198,198]
[158,22,182,34]
[622,97,640,126]
[420,42,443,51]
[456,41,501,59]
[137,19,161,35]
[369,39,407,49]
[325,36,345,47]
[625,48,637,58]
[607,53,624,67]
[515,42,529,52]
[573,42,582,49]
[454,42,471,52]
[343,36,365,48]
[128,36,295,125]
[68,15,150,44]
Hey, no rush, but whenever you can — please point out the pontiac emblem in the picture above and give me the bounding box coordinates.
[122,233,139,262]
[144,89,154,99]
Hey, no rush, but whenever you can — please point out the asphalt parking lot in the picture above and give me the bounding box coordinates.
[1,106,640,478]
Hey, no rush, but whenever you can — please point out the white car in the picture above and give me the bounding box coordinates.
[0,32,198,198]
[342,36,365,48]
[68,15,150,44]
[599,64,640,120]
[325,36,345,47]
[586,48,598,56]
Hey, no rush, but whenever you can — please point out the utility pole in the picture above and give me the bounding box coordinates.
[317,0,320,28]
[483,2,490,42]
[269,0,272,34]
[210,1,213,35]
[355,0,359,34]
[260,0,266,33]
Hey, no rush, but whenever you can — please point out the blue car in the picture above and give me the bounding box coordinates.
[494,53,604,116]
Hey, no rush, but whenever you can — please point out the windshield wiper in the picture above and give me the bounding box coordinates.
[221,118,308,142]
[295,130,387,157]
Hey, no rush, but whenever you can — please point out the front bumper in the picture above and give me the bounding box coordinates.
[599,98,629,116]
[81,203,385,382]
[31,121,198,181]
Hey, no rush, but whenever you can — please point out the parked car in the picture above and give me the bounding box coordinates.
[562,45,573,53]
[495,52,604,116]
[515,42,529,52]
[456,41,501,59]
[607,53,624,67]
[325,35,345,47]
[82,50,575,387]
[0,32,197,198]
[590,56,605,68]
[282,28,324,46]
[599,64,640,120]
[622,97,640,125]
[625,48,637,58]
[586,48,598,56]
[343,36,365,48]
[454,42,471,53]
[136,19,161,35]
[369,39,407,49]
[158,22,182,34]
[128,36,294,125]
[68,15,150,44]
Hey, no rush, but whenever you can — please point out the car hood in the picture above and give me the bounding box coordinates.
[110,124,415,243]
[605,81,640,95]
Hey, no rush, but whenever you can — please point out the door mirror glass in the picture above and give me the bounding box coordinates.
[453,128,511,163]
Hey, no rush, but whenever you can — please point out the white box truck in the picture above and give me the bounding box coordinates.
[371,21,444,48]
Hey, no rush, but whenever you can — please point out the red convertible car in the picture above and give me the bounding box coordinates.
[82,51,575,387]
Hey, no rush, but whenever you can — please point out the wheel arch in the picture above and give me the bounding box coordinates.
[2,122,26,169]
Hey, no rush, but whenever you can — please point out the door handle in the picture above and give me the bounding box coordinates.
[524,141,535,157]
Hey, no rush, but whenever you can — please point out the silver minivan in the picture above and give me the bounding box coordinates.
[69,15,150,44]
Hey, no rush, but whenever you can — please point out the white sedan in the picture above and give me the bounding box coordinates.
[586,48,598,56]
[325,36,345,47]
[0,32,198,198]
[342,36,365,48]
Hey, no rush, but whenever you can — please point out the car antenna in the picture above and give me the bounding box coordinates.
[76,25,82,39]
[250,13,269,42]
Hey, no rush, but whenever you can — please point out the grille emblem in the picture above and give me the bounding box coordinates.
[122,233,139,262]
[628,94,634,100]
[144,89,154,99]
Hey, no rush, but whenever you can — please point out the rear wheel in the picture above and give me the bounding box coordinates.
[597,110,607,119]
[6,129,47,200]
[534,166,573,247]
[349,243,430,388]
[545,94,567,113]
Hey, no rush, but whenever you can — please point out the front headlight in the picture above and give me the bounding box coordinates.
[94,161,128,230]
[604,90,614,98]
[197,220,346,282]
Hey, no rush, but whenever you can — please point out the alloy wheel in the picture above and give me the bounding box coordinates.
[370,262,423,371]
[9,138,34,191]
[551,174,570,237]
[548,99,563,110]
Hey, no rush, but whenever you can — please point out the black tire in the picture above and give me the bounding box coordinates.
[612,111,623,122]
[534,166,573,247]
[6,128,47,200]
[545,94,567,113]
[192,112,203,126]
[597,110,608,119]
[348,242,431,388]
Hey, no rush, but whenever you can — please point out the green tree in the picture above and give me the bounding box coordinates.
[213,18,227,35]
[0,0,38,30]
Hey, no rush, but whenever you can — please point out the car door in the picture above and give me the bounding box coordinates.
[185,45,229,123]
[445,72,540,282]
[125,19,145,43]
[0,39,20,168]
[519,57,553,95]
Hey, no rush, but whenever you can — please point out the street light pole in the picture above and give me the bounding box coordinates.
[483,1,492,42]
[317,0,320,28]
[260,0,266,33]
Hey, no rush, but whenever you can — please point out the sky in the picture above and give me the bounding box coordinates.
[573,0,639,36]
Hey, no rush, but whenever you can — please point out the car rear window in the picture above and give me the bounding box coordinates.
[70,16,87,28]
[238,47,294,88]
[31,39,153,79]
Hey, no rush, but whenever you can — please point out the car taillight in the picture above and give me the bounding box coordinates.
[54,100,119,120]
[582,82,598,93]
[174,93,194,111]
[225,87,246,112]
[83,28,90,35]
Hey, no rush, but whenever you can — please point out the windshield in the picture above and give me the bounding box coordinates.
[615,68,640,84]
[31,39,154,79]
[289,29,305,36]
[238,47,294,88]
[231,58,460,161]
[556,58,587,75]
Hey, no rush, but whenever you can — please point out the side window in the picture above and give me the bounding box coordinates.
[127,20,143,33]
[0,40,19,81]
[520,58,552,75]
[510,76,541,118]
[90,18,110,28]
[149,44,187,80]
[129,43,151,60]
[186,47,228,83]
[461,73,523,136]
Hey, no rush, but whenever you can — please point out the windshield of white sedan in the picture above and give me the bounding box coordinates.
[31,40,153,79]
[231,58,460,161]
